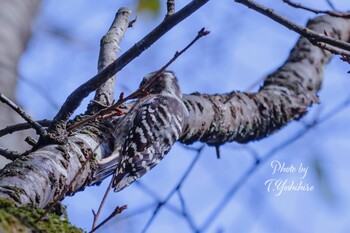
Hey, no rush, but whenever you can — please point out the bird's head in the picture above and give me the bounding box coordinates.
[139,71,182,98]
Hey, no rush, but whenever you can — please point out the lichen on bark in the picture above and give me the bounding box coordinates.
[0,198,82,233]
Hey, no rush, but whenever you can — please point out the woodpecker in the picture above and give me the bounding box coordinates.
[112,71,188,192]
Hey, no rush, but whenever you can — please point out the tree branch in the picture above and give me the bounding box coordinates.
[90,205,127,233]
[0,121,115,207]
[166,0,175,18]
[0,146,21,160]
[0,93,47,137]
[316,40,350,57]
[0,120,51,137]
[87,8,131,114]
[283,0,350,18]
[325,0,337,11]
[235,0,350,51]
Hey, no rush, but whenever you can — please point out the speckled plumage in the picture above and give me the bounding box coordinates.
[112,71,187,192]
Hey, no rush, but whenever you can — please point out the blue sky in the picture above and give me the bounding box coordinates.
[17,0,350,232]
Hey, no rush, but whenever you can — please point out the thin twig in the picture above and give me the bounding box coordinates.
[316,41,350,57]
[0,120,51,137]
[235,0,350,51]
[157,27,210,74]
[128,17,137,28]
[242,28,350,92]
[0,146,22,160]
[233,0,350,93]
[67,104,124,132]
[215,145,221,159]
[166,0,175,18]
[283,0,350,18]
[91,177,114,230]
[115,204,155,220]
[0,93,47,137]
[90,205,127,233]
[325,0,337,11]
[48,0,210,135]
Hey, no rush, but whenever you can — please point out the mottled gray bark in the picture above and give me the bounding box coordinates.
[87,8,131,114]
[0,15,349,208]
[0,0,41,166]
[0,122,114,208]
[180,15,350,145]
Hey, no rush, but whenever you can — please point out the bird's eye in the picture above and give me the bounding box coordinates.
[139,78,148,88]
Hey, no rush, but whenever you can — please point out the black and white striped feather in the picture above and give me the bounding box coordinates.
[112,71,187,192]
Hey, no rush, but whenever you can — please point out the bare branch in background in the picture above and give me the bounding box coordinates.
[87,8,131,114]
[283,0,350,18]
[325,0,337,11]
[0,146,21,160]
[0,93,46,137]
[215,145,221,159]
[235,0,350,52]
[91,175,114,231]
[166,0,175,18]
[0,120,51,137]
[157,27,210,73]
[90,205,127,233]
